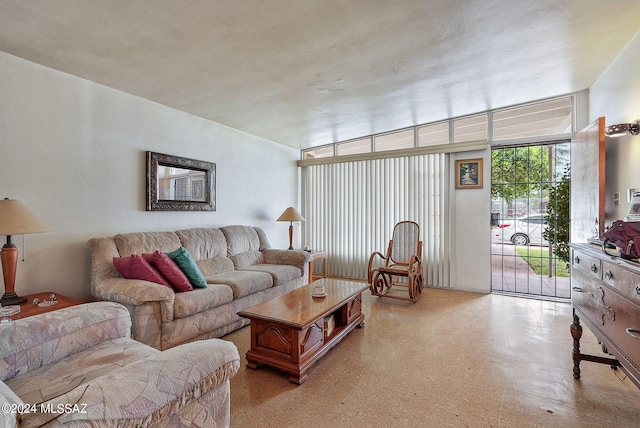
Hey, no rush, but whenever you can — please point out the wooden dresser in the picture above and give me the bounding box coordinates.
[570,243,640,387]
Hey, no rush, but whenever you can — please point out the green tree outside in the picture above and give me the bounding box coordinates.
[491,146,550,215]
[544,165,571,265]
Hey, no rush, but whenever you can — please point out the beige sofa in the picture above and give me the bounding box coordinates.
[0,302,239,427]
[88,225,310,350]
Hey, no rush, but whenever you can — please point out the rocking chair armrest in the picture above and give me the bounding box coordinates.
[408,254,423,277]
[367,251,387,283]
[409,253,422,265]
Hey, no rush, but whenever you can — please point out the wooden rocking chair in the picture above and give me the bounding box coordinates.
[367,221,423,302]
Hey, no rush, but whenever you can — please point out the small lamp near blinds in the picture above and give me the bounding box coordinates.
[0,199,53,305]
[277,207,305,250]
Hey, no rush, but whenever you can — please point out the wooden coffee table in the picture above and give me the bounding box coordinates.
[238,278,368,384]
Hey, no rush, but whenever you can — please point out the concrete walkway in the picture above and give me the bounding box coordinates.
[491,243,570,298]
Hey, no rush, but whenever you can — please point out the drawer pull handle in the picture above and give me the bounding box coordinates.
[626,328,640,340]
[591,264,598,273]
[605,271,613,281]
[636,286,640,296]
[574,256,580,264]
[572,286,583,292]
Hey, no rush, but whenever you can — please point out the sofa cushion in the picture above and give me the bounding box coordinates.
[196,257,235,276]
[220,225,261,256]
[143,251,193,292]
[114,231,181,258]
[175,228,227,260]
[240,264,302,286]
[113,255,172,289]
[142,250,193,291]
[254,227,272,251]
[205,271,273,299]
[173,285,234,319]
[176,228,235,275]
[230,250,265,269]
[167,247,207,288]
[5,337,158,405]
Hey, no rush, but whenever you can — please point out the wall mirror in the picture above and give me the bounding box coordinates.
[146,151,216,211]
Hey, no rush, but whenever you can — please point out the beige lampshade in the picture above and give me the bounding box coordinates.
[0,199,53,236]
[277,207,305,222]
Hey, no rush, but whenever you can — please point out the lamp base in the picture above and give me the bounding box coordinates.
[288,223,294,250]
[0,292,27,306]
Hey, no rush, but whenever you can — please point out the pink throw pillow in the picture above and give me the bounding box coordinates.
[143,251,193,292]
[113,254,172,289]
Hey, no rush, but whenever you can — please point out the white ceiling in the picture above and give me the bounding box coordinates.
[1,0,639,150]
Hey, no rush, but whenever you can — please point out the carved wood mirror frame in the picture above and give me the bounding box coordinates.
[146,151,216,211]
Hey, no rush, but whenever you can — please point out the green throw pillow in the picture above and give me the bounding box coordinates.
[166,247,207,288]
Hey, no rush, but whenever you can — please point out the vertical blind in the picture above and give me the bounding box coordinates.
[301,153,450,288]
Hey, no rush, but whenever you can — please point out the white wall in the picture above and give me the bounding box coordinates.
[0,52,301,301]
[590,32,640,224]
[450,149,492,293]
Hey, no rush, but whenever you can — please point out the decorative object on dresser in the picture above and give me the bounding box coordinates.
[0,199,53,306]
[625,191,640,222]
[569,243,640,388]
[238,278,367,384]
[602,220,640,260]
[277,206,305,250]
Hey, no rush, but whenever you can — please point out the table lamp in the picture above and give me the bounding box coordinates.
[0,199,53,306]
[277,207,305,250]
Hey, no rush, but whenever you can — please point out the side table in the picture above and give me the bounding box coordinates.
[8,292,83,320]
[307,250,327,283]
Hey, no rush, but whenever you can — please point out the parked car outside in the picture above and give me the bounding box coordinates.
[492,214,549,246]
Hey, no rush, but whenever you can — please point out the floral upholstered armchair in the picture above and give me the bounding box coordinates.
[0,301,239,427]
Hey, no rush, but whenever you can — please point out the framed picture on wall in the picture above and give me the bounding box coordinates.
[455,158,483,189]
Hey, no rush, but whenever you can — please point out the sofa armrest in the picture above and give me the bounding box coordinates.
[21,339,240,427]
[92,277,175,307]
[0,302,131,382]
[262,248,311,271]
[88,236,175,321]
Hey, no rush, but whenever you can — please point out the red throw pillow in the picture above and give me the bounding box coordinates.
[113,254,172,289]
[143,250,193,292]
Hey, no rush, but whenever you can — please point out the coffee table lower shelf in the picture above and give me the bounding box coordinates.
[239,279,367,384]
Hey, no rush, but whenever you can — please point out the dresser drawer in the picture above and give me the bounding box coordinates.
[602,260,640,306]
[593,287,640,369]
[571,271,605,328]
[572,249,602,281]
[573,274,640,370]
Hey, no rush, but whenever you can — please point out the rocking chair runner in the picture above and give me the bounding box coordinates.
[367,221,424,302]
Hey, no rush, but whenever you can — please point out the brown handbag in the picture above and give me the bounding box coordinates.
[603,220,640,260]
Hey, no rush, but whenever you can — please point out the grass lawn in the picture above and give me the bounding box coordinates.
[515,247,570,277]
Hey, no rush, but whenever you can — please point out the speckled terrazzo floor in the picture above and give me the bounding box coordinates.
[223,287,640,428]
